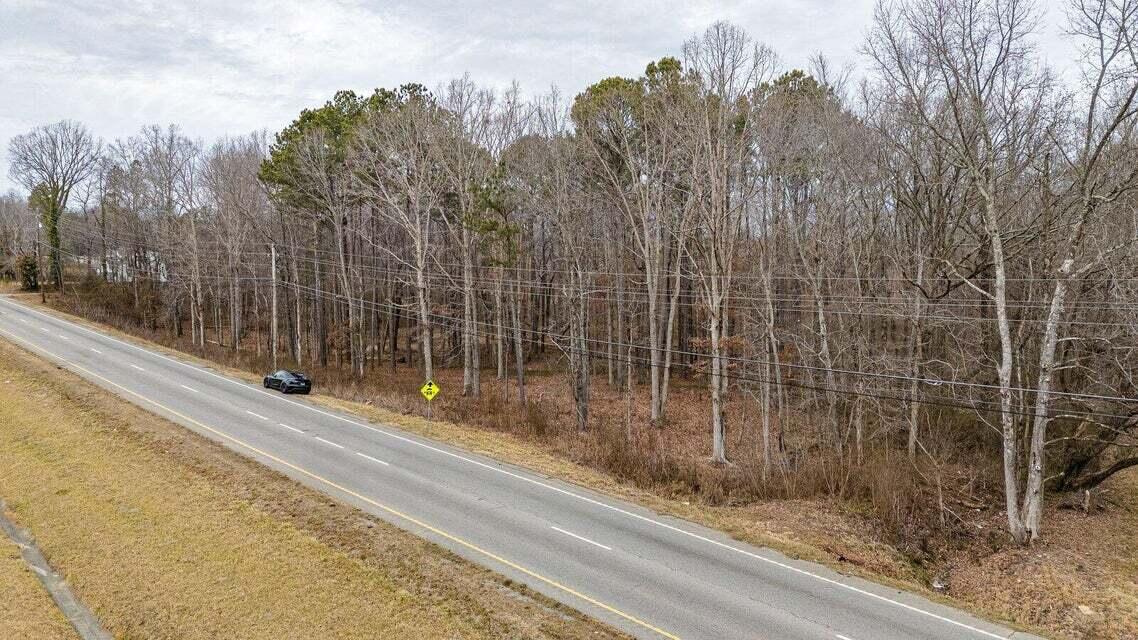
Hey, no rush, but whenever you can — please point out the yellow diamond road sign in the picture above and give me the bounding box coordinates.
[420,380,440,402]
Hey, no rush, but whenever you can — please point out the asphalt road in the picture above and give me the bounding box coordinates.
[0,296,1043,640]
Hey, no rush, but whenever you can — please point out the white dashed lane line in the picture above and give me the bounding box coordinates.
[129,364,144,371]
[356,451,390,466]
[278,423,303,433]
[313,436,344,449]
[245,410,268,420]
[551,526,612,551]
[180,384,199,393]
[90,347,102,354]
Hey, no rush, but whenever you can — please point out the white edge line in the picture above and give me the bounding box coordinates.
[0,297,1007,640]
[313,436,344,449]
[355,451,390,466]
[278,422,303,433]
[245,410,268,420]
[551,526,612,551]
[180,384,199,393]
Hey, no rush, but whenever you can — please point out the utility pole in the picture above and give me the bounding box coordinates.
[270,243,278,370]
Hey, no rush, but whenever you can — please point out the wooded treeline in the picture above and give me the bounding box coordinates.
[4,0,1137,545]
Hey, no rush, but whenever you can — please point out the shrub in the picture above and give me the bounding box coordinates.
[18,255,38,291]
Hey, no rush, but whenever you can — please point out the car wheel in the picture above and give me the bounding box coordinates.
[263,379,270,388]
[281,385,290,394]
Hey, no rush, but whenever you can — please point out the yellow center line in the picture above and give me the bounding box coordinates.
[0,326,680,640]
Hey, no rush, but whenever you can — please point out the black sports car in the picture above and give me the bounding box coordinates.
[262,370,312,394]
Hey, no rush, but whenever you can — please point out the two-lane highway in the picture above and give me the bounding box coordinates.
[0,296,1042,640]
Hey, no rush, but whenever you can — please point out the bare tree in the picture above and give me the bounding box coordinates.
[8,121,101,288]
[437,76,496,397]
[202,135,270,351]
[682,22,777,464]
[353,89,445,382]
[869,0,1054,542]
[0,192,36,277]
[575,58,693,426]
[1019,0,1138,536]
[532,93,595,431]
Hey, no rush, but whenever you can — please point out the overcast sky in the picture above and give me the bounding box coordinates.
[1,0,1078,194]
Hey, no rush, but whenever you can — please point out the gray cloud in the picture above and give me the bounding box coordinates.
[1,0,1077,193]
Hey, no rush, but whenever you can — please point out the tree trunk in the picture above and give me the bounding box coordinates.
[462,227,479,396]
[417,266,433,382]
[496,267,506,380]
[270,244,278,370]
[987,198,1027,544]
[313,223,327,367]
[1023,265,1073,540]
[907,258,924,460]
[616,265,626,387]
[606,287,615,387]
[646,252,662,425]
[709,300,728,465]
[390,284,399,372]
[229,271,241,351]
[761,356,772,480]
[659,251,683,419]
[290,241,303,365]
[569,270,590,432]
[814,285,840,455]
[511,277,526,405]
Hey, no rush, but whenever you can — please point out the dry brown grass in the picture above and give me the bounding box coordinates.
[27,293,1138,639]
[948,472,1138,639]
[0,535,78,640]
[0,337,626,640]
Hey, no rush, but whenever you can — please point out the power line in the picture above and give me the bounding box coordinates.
[39,240,1138,421]
[281,276,1138,413]
[55,231,1138,324]
[40,237,1138,406]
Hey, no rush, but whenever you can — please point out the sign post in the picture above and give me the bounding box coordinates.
[420,379,440,421]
